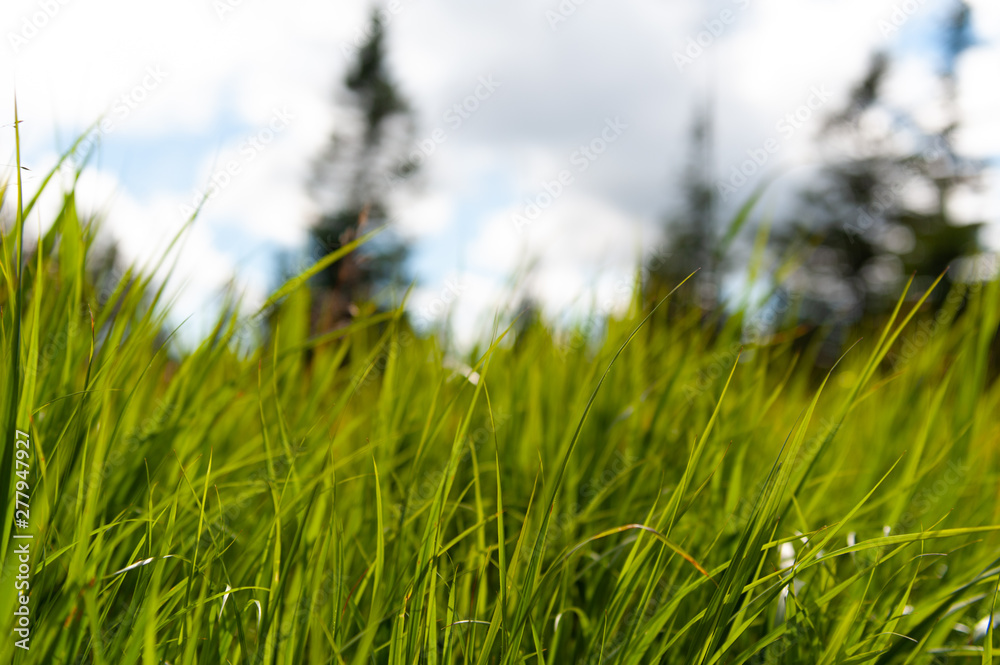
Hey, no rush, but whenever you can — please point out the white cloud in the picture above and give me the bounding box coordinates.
[956,43,1000,157]
[392,189,453,237]
[883,56,948,133]
[949,167,1000,227]
[1,0,997,348]
[468,194,650,308]
[967,0,1000,41]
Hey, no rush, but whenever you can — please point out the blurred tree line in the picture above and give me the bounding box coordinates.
[647,0,988,339]
[300,1,991,347]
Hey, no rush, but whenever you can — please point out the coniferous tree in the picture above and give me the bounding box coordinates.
[774,1,984,324]
[308,8,416,330]
[648,100,720,310]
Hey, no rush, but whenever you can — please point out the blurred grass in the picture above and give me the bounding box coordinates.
[0,127,999,664]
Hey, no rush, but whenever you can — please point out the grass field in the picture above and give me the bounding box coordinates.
[2,130,1000,664]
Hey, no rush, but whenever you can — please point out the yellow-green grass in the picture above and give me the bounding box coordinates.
[1,121,999,664]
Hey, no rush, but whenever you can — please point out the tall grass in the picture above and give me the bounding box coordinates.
[2,125,1000,664]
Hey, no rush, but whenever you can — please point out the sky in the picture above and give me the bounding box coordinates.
[1,0,998,347]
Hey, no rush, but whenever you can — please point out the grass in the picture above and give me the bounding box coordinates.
[1,124,1000,664]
